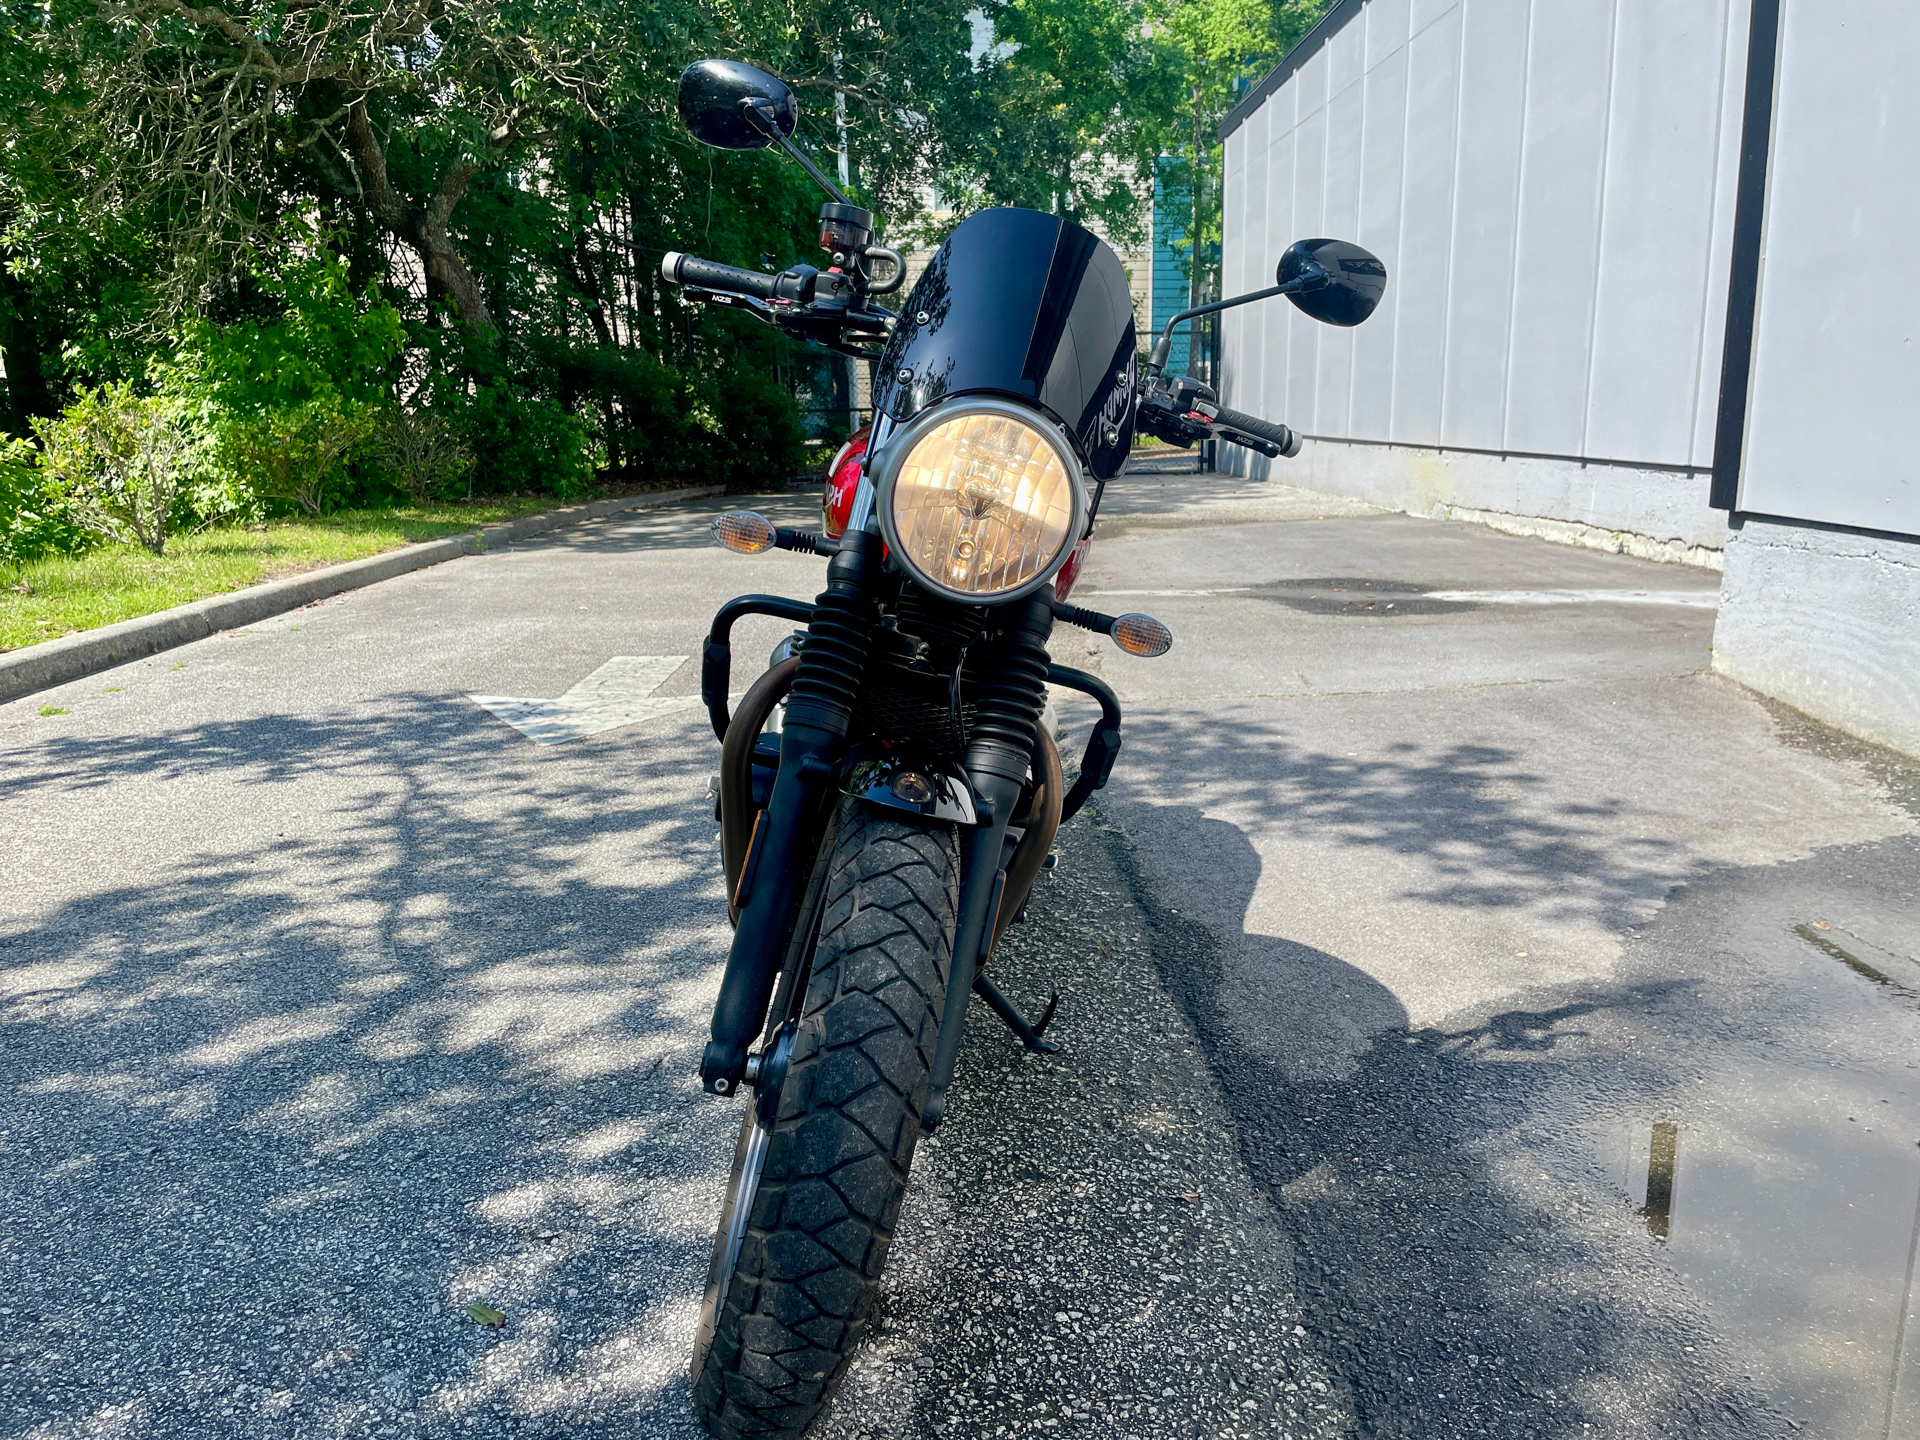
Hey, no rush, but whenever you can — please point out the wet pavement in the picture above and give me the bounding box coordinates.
[1074,468,1920,1439]
[2,467,1917,1439]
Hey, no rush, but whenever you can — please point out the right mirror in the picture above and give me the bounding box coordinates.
[677,59,799,151]
[1278,238,1387,327]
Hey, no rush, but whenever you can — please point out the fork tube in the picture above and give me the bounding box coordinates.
[700,530,882,1093]
[921,590,1056,1132]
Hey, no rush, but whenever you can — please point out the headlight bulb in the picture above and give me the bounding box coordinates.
[876,400,1085,603]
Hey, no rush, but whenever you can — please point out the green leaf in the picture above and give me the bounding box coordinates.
[466,1303,507,1328]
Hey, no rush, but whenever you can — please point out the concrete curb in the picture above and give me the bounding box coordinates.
[0,485,724,706]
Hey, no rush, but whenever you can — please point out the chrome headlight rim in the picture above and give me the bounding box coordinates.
[870,395,1089,606]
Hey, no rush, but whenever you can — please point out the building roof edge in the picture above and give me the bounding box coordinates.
[1218,0,1366,142]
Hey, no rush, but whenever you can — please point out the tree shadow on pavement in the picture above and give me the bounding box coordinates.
[1085,703,1699,942]
[1090,793,1790,1440]
[516,490,821,557]
[1,696,734,1438]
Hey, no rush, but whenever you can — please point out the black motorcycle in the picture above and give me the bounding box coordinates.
[662,58,1385,1439]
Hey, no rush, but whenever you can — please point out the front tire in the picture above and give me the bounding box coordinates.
[692,800,958,1438]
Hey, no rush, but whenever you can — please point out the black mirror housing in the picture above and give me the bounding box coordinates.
[678,59,798,151]
[1279,238,1387,327]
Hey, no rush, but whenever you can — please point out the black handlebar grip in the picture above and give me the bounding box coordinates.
[660,252,781,300]
[1211,407,1302,458]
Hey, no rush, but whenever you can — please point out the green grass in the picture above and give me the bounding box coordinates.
[0,496,582,653]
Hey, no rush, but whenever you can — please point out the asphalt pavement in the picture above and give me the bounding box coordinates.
[2,464,1916,1440]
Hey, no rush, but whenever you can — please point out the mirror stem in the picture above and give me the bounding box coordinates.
[1144,265,1332,377]
[747,102,854,207]
[1146,282,1284,377]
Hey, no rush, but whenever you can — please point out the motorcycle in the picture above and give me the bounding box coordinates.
[663,57,1386,1439]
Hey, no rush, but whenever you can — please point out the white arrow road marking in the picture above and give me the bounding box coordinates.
[470,656,703,745]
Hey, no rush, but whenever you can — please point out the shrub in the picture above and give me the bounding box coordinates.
[710,364,807,490]
[0,435,88,567]
[31,384,196,554]
[181,239,406,416]
[216,394,375,515]
[370,406,475,504]
[448,381,594,499]
[169,226,406,515]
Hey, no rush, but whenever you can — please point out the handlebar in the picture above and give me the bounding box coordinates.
[661,251,781,300]
[1210,408,1302,459]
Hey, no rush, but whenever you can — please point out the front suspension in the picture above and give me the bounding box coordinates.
[700,529,883,1093]
[921,589,1057,1131]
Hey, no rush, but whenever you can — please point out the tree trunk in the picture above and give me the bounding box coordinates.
[0,263,57,435]
[344,100,494,334]
[561,236,615,348]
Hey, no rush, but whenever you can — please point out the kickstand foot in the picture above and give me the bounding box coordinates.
[973,972,1061,1053]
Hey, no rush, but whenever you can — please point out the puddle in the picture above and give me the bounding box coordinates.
[1638,1119,1679,1242]
[1249,577,1476,618]
[1796,920,1920,996]
[1606,1100,1920,1438]
[1129,577,1718,617]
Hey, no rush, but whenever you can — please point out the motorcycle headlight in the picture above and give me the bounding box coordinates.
[873,399,1086,604]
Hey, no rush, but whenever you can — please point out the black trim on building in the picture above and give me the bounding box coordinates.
[1709,0,1784,512]
[1218,0,1366,142]
[1298,434,1712,478]
[1727,511,1920,548]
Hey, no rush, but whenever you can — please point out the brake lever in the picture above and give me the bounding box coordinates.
[682,286,777,321]
[1212,425,1284,459]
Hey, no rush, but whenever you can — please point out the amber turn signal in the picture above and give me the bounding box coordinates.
[712,510,777,554]
[1112,613,1173,657]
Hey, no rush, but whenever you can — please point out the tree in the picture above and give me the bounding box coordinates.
[60,0,616,331]
[1156,0,1335,298]
[917,0,1181,247]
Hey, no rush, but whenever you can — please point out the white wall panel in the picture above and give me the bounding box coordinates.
[1219,0,1745,477]
[1329,12,1366,96]
[1438,0,1527,451]
[1738,0,1920,534]
[1318,76,1365,435]
[1584,0,1732,464]
[1689,2,1748,468]
[1367,0,1411,62]
[1257,100,1297,429]
[1220,124,1249,439]
[1351,44,1408,440]
[1502,0,1614,457]
[1389,4,1462,446]
[1286,94,1328,433]
[1242,107,1274,427]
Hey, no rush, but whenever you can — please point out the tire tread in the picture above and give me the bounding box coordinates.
[692,800,956,1437]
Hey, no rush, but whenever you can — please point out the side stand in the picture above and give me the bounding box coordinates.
[973,972,1061,1053]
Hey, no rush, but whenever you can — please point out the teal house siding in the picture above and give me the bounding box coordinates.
[1151,161,1193,374]
[1151,158,1218,376]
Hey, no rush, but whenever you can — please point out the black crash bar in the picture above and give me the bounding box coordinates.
[1046,663,1122,822]
[701,595,816,741]
[702,611,1122,819]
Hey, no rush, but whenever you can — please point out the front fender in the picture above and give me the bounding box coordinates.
[840,742,981,825]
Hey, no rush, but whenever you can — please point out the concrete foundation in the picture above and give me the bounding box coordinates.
[1241,440,1729,569]
[1713,516,1920,759]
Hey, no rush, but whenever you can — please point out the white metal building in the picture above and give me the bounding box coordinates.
[1218,0,1920,757]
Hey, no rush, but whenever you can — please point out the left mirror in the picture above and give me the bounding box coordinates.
[678,60,798,151]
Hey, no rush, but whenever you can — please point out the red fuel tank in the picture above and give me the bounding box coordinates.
[1052,533,1093,601]
[822,424,870,539]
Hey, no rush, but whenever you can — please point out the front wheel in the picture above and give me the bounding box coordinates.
[692,799,959,1438]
